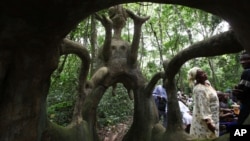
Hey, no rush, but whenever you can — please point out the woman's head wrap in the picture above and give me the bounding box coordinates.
[187,67,202,88]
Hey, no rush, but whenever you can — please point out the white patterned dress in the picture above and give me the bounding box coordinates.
[190,84,219,139]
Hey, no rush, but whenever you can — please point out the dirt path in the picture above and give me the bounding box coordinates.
[97,117,133,141]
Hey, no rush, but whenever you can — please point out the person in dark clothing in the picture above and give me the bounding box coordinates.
[233,51,250,124]
[152,85,167,127]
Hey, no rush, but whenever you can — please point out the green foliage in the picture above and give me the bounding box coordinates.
[97,83,134,127]
[69,18,91,41]
[48,55,80,104]
[143,61,160,80]
[47,101,74,126]
[214,54,242,91]
[47,54,81,126]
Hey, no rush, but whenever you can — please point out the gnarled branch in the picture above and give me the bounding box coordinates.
[60,38,90,123]
[95,14,113,62]
[126,9,150,65]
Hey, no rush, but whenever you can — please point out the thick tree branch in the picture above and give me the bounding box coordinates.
[60,38,90,85]
[145,71,164,97]
[126,9,150,65]
[165,30,243,81]
[82,86,107,127]
[95,14,113,62]
[60,38,91,123]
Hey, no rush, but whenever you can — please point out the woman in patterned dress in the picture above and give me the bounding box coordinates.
[187,67,220,139]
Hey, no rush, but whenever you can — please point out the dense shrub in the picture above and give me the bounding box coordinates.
[97,83,134,127]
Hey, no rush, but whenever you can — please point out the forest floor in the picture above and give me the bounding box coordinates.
[97,116,133,141]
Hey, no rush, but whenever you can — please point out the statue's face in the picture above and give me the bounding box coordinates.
[110,39,130,59]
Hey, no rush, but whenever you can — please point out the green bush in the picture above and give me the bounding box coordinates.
[97,83,134,127]
[47,101,74,126]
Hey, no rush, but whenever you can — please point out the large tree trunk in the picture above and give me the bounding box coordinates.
[0,40,60,141]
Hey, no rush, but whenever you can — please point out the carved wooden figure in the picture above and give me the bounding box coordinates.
[89,5,149,100]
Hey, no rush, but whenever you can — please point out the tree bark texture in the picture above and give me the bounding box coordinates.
[0,41,60,141]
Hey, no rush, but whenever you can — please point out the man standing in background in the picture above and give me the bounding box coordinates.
[233,51,250,124]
